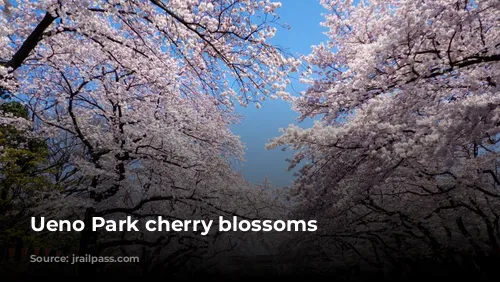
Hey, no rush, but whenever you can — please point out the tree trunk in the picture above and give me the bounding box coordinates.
[78,208,99,279]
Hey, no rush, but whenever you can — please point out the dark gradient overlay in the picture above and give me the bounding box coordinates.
[2,167,499,281]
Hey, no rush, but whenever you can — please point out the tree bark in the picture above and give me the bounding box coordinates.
[1,12,56,72]
[78,207,98,277]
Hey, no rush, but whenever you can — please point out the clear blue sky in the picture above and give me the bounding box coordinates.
[8,0,328,188]
[231,1,329,188]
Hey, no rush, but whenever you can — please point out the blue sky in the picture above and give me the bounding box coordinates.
[4,0,329,188]
[231,1,329,188]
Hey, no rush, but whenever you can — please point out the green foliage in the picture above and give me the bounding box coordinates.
[0,101,28,119]
[0,101,55,247]
[0,102,51,194]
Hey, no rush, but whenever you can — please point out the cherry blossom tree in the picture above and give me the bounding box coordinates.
[0,0,296,276]
[268,0,500,272]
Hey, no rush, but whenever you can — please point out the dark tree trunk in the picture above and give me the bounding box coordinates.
[78,208,99,279]
[1,12,56,72]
